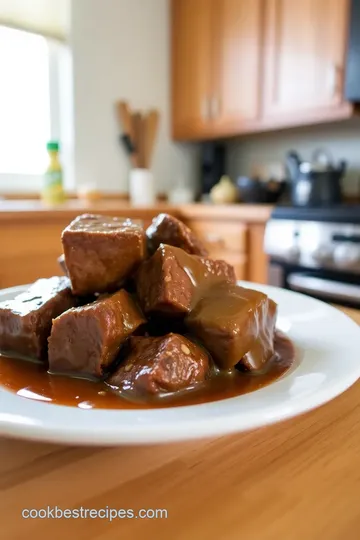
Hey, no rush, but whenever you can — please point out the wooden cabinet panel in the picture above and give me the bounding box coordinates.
[263,0,349,119]
[212,0,262,129]
[0,224,63,288]
[171,0,214,138]
[186,220,247,254]
[248,224,268,284]
[186,219,248,281]
[171,0,352,139]
[211,251,247,281]
[0,209,164,288]
[0,212,267,290]
[189,219,267,285]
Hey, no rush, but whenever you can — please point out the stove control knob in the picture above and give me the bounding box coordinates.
[285,246,300,262]
[312,245,333,263]
[333,244,360,267]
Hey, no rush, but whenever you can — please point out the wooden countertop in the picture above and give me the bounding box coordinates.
[0,307,359,538]
[0,199,273,223]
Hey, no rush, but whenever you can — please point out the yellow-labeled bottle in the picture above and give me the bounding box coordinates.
[42,141,65,205]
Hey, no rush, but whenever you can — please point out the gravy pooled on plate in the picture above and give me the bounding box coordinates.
[0,332,294,409]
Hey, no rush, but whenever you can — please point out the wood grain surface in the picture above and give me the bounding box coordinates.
[0,200,273,223]
[0,200,272,288]
[0,306,359,540]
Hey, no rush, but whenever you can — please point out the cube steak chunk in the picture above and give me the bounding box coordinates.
[106,333,210,395]
[62,214,146,295]
[0,276,76,361]
[136,244,236,316]
[146,213,208,256]
[48,289,145,378]
[186,282,277,371]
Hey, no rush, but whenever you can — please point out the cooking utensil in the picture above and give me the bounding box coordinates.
[115,101,138,167]
[131,112,144,168]
[236,176,286,204]
[286,149,346,207]
[115,101,160,170]
[143,109,159,169]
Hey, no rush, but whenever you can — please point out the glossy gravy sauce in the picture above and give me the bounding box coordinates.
[0,332,296,409]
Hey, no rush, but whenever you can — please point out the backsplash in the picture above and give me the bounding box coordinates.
[227,123,360,196]
[71,0,200,195]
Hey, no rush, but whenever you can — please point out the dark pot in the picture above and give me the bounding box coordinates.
[236,176,267,203]
[236,176,285,204]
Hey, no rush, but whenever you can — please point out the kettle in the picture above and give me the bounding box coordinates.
[286,149,346,207]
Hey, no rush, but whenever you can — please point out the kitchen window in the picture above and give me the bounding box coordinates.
[0,25,73,194]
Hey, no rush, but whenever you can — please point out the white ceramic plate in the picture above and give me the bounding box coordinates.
[0,282,359,446]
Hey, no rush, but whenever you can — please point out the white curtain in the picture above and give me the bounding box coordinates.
[0,0,69,41]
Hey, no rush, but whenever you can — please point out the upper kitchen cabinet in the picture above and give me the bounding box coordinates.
[211,0,263,134]
[171,0,214,139]
[171,0,263,139]
[171,0,357,140]
[262,0,352,125]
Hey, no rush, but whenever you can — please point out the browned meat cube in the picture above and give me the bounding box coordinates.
[136,244,236,316]
[137,245,194,316]
[186,283,277,371]
[48,289,145,378]
[106,333,210,395]
[198,257,236,282]
[62,214,146,295]
[0,277,76,361]
[146,213,208,256]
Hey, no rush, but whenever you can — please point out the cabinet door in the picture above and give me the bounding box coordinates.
[212,0,263,131]
[263,0,349,119]
[186,219,248,280]
[248,225,268,284]
[171,0,214,139]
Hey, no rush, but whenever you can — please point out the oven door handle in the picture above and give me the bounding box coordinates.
[287,273,360,302]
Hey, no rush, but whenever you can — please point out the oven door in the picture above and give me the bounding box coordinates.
[268,261,360,308]
[287,273,360,308]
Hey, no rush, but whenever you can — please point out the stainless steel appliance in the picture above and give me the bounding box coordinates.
[264,206,360,308]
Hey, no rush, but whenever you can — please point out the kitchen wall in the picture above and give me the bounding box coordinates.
[227,123,360,196]
[71,0,200,195]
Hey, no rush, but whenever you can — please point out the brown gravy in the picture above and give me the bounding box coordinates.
[0,332,295,410]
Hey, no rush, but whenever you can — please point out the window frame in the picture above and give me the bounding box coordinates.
[0,29,73,195]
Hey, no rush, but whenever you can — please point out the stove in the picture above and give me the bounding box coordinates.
[264,205,360,308]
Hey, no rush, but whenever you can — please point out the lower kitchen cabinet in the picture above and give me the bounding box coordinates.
[184,218,248,281]
[0,205,270,288]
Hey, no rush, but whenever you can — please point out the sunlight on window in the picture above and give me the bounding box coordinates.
[0,26,50,175]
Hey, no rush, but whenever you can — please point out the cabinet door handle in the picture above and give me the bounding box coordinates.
[210,96,220,119]
[327,64,342,98]
[201,97,210,120]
